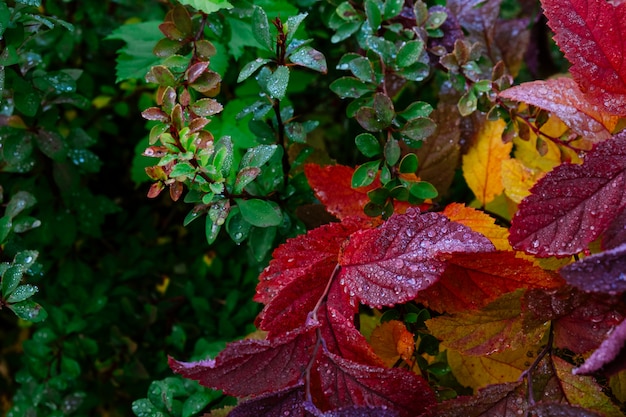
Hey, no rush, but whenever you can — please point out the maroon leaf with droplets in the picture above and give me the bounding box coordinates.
[168,325,316,397]
[338,208,494,308]
[305,403,399,417]
[315,351,435,417]
[509,131,626,257]
[428,382,527,417]
[499,77,619,142]
[228,384,307,417]
[529,403,604,417]
[542,0,626,115]
[256,218,365,305]
[574,318,626,375]
[603,208,626,250]
[560,242,626,294]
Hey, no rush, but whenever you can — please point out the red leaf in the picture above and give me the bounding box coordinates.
[228,384,307,417]
[256,218,365,305]
[304,164,417,222]
[603,209,626,250]
[542,0,626,115]
[560,242,626,294]
[574,318,626,375]
[499,77,619,142]
[417,251,564,313]
[315,351,435,417]
[509,131,626,257]
[529,403,604,417]
[168,325,316,397]
[338,208,494,308]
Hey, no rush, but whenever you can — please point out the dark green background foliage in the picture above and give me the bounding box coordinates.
[0,0,569,415]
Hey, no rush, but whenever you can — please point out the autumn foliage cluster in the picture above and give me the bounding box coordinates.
[141,0,626,415]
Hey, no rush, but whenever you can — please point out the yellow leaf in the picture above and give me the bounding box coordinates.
[443,203,510,251]
[462,119,512,205]
[554,357,623,417]
[513,114,582,174]
[609,370,626,403]
[501,159,544,204]
[370,320,415,368]
[446,346,531,391]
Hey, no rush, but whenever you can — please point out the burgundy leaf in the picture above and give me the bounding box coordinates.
[560,242,626,294]
[542,0,626,115]
[305,402,399,417]
[315,351,435,417]
[574,318,626,375]
[169,325,317,397]
[228,384,307,417]
[429,382,527,417]
[603,208,626,250]
[509,131,626,257]
[141,107,169,122]
[338,208,494,308]
[499,77,619,142]
[186,62,209,83]
[256,218,365,305]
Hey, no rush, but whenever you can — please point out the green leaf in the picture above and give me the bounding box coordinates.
[289,46,327,73]
[410,181,438,199]
[365,0,382,31]
[396,40,425,68]
[398,102,433,120]
[286,13,308,44]
[348,57,376,83]
[178,0,233,13]
[384,138,401,166]
[205,216,221,244]
[2,265,23,297]
[249,225,277,262]
[352,160,381,187]
[106,21,164,83]
[337,2,361,22]
[373,93,395,125]
[17,0,42,6]
[0,217,11,244]
[213,136,233,177]
[235,199,282,227]
[401,117,436,142]
[330,76,372,99]
[383,0,404,19]
[132,399,167,417]
[0,2,9,38]
[399,153,419,173]
[267,66,290,100]
[252,6,273,52]
[426,10,447,30]
[14,250,38,270]
[458,90,478,116]
[238,58,271,83]
[331,21,362,43]
[355,133,381,157]
[182,391,214,417]
[68,149,102,173]
[9,300,47,323]
[5,191,37,220]
[226,207,251,244]
[367,36,396,65]
[240,145,278,168]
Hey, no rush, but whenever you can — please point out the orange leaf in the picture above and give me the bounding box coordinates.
[370,320,415,368]
[500,78,620,142]
[462,119,512,205]
[416,251,564,314]
[442,203,510,250]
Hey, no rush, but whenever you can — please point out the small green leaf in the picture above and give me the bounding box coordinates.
[365,0,382,31]
[352,160,381,188]
[226,207,251,244]
[183,208,205,226]
[396,40,425,68]
[410,181,438,199]
[368,187,389,205]
[285,13,308,44]
[383,0,404,19]
[182,391,214,417]
[248,225,277,262]
[458,89,477,116]
[14,250,38,270]
[267,66,290,100]
[5,191,37,220]
[348,57,376,83]
[238,58,271,83]
[289,46,327,73]
[330,77,372,99]
[190,98,223,117]
[336,2,360,22]
[367,36,396,65]
[399,153,419,173]
[426,10,447,30]
[235,199,282,227]
[9,300,47,323]
[401,117,436,142]
[146,65,176,86]
[7,284,38,303]
[205,217,221,244]
[373,93,395,125]
[178,0,233,14]
[355,133,381,157]
[240,145,278,168]
[234,167,261,194]
[384,138,401,166]
[398,102,433,120]
[132,399,166,417]
[0,217,11,244]
[252,6,273,52]
[170,163,196,179]
[331,21,362,43]
[2,265,23,297]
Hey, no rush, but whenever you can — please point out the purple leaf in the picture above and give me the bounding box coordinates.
[603,208,626,250]
[560,243,626,294]
[228,384,307,417]
[574,318,626,375]
[510,131,626,257]
[338,208,494,308]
